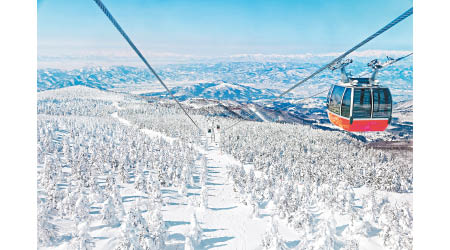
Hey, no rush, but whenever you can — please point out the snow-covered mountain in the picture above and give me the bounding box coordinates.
[36,58,413,140]
[37,66,154,91]
[141,81,280,101]
[37,60,412,101]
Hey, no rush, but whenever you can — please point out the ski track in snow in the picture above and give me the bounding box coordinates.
[111,112,131,126]
[110,106,301,249]
[249,105,269,122]
[111,112,176,143]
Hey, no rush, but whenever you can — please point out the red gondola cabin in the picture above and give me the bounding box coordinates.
[326,78,392,132]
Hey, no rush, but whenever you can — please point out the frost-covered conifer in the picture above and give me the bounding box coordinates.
[346,212,372,238]
[246,168,255,192]
[200,156,208,184]
[105,175,116,193]
[146,173,155,193]
[127,206,149,237]
[61,189,74,218]
[88,177,105,204]
[135,170,148,194]
[343,187,356,215]
[276,194,287,219]
[146,205,167,249]
[101,197,119,226]
[186,212,202,247]
[111,184,126,219]
[71,222,94,250]
[200,186,208,209]
[184,236,195,250]
[137,231,149,250]
[116,162,128,183]
[73,192,90,224]
[41,156,58,191]
[37,204,57,246]
[187,165,195,187]
[115,220,140,250]
[312,211,337,250]
[250,198,260,219]
[178,180,188,197]
[148,176,163,206]
[179,164,192,192]
[341,239,359,250]
[46,182,61,214]
[378,202,412,250]
[261,217,288,250]
[291,207,313,237]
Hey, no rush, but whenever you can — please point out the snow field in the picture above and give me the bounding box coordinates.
[37,86,412,249]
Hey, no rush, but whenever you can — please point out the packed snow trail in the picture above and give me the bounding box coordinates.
[163,137,300,249]
[111,110,300,249]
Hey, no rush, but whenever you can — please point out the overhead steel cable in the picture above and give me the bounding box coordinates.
[296,89,329,101]
[276,7,413,100]
[93,0,202,132]
[358,52,413,77]
[295,52,413,104]
[220,96,255,131]
[224,9,412,132]
[223,118,249,132]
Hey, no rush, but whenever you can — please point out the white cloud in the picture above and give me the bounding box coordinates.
[37,49,412,69]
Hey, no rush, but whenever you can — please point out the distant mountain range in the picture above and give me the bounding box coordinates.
[36,61,413,140]
[37,61,412,101]
[141,81,282,101]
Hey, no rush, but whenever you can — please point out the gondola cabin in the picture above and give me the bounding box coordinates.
[326,77,392,132]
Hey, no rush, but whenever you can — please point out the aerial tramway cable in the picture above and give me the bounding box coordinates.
[357,52,413,77]
[295,52,413,104]
[276,7,413,100]
[223,7,412,132]
[93,0,202,132]
[224,118,246,131]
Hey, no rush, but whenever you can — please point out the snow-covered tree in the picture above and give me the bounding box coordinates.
[186,212,202,247]
[146,205,167,249]
[88,177,105,204]
[200,186,208,209]
[115,222,141,250]
[72,222,94,250]
[311,211,337,250]
[37,204,57,246]
[101,197,119,227]
[184,236,195,250]
[250,198,260,219]
[115,208,142,250]
[261,217,288,250]
[135,170,148,194]
[73,192,90,224]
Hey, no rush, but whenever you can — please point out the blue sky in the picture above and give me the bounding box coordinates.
[38,0,413,57]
